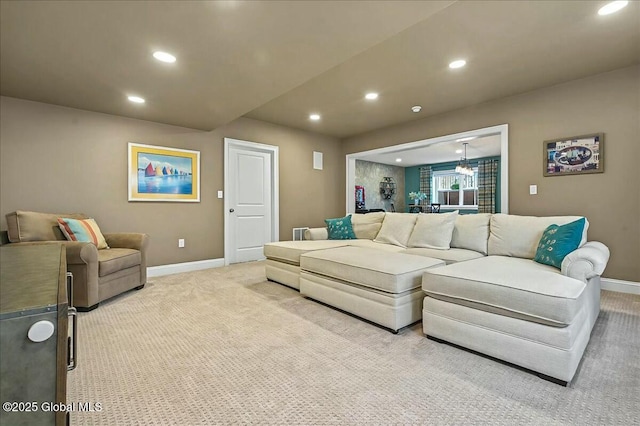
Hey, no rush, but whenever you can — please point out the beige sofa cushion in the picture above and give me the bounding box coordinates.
[373,213,418,248]
[263,240,350,265]
[401,247,484,264]
[351,212,385,240]
[6,210,89,243]
[451,213,491,255]
[407,211,458,249]
[301,246,444,293]
[347,239,406,253]
[422,256,586,326]
[488,214,588,259]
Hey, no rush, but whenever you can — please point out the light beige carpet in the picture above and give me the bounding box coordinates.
[68,261,639,425]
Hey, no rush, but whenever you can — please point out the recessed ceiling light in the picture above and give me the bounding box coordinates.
[411,105,422,113]
[455,149,463,154]
[395,158,402,163]
[456,136,476,142]
[309,114,321,121]
[365,92,379,100]
[598,1,628,15]
[449,59,467,69]
[128,96,145,104]
[153,51,176,63]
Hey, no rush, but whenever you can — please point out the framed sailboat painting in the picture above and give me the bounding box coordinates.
[128,143,200,202]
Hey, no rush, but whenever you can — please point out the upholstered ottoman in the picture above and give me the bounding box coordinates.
[299,246,445,332]
[422,256,601,385]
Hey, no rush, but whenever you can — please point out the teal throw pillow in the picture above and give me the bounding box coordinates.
[325,215,356,240]
[534,218,586,269]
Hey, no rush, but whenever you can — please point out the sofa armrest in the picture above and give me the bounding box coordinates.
[304,228,328,240]
[561,241,610,282]
[62,241,99,265]
[103,233,149,251]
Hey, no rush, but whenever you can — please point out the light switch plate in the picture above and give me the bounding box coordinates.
[529,185,537,195]
[178,239,185,248]
[217,191,223,199]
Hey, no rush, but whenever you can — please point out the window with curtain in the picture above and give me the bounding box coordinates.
[431,169,478,208]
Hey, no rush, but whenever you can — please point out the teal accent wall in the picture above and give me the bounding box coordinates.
[404,156,501,213]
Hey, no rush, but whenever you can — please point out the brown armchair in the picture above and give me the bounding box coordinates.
[4,211,149,311]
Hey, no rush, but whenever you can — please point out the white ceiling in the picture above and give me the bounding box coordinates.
[358,135,502,167]
[1,1,638,137]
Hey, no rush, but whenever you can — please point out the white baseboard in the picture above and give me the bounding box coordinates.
[601,278,640,295]
[147,258,225,278]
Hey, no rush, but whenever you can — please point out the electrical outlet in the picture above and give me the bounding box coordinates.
[217,190,223,199]
[178,239,185,248]
[529,185,538,195]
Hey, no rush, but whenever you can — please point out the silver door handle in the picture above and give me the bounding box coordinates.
[229,208,235,213]
[67,307,78,371]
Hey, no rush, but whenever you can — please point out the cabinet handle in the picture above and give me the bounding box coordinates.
[67,307,78,371]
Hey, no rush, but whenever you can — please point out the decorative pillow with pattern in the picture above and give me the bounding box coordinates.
[325,215,356,240]
[534,218,586,269]
[57,218,110,249]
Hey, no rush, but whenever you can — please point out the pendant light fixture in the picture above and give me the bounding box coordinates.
[455,143,474,176]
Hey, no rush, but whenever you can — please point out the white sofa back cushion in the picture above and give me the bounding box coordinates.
[488,214,589,259]
[407,211,458,249]
[373,213,418,248]
[451,213,491,255]
[351,212,386,240]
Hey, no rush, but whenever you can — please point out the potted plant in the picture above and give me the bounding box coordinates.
[408,191,427,205]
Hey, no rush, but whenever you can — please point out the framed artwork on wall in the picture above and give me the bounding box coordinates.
[128,143,200,202]
[543,133,604,177]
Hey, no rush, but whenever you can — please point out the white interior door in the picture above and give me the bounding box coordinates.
[227,146,272,264]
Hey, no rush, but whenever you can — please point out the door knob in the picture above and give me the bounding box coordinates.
[229,208,235,212]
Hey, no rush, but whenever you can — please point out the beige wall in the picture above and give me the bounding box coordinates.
[343,66,640,282]
[0,97,344,266]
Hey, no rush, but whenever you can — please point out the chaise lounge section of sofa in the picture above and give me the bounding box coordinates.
[264,211,610,384]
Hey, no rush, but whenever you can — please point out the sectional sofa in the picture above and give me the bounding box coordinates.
[263,211,610,385]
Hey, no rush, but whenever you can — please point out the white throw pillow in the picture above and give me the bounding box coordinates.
[373,213,418,248]
[488,214,589,259]
[451,213,492,255]
[407,211,458,250]
[351,212,385,240]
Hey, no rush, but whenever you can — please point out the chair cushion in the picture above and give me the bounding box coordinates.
[98,248,141,277]
[422,256,586,326]
[301,246,445,294]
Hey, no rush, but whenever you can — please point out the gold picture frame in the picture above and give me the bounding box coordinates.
[128,143,200,202]
[543,133,604,177]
